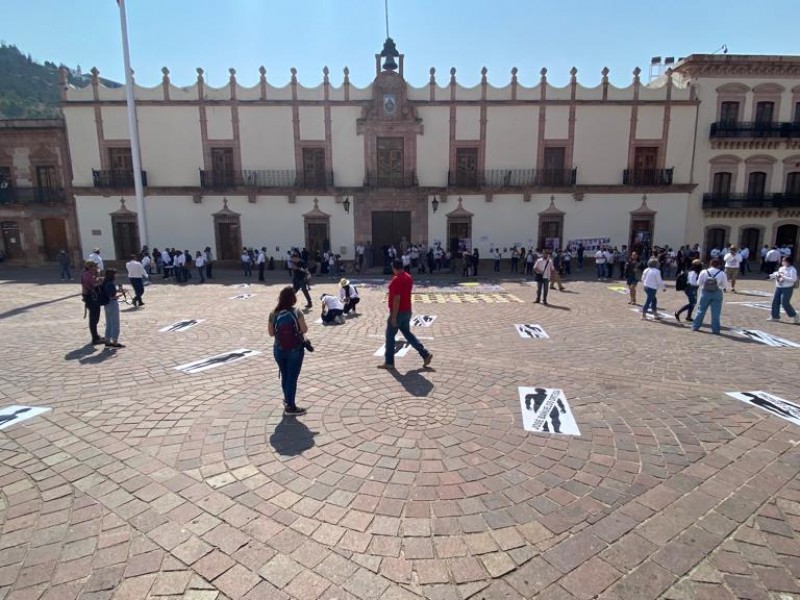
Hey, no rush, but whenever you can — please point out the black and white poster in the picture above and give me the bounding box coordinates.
[231,283,252,289]
[175,349,261,374]
[518,387,580,436]
[0,406,51,431]
[726,391,800,427]
[374,340,411,358]
[727,301,771,312]
[514,324,550,339]
[734,329,800,348]
[741,290,772,298]
[159,319,205,333]
[630,308,675,320]
[230,294,254,300]
[411,315,437,327]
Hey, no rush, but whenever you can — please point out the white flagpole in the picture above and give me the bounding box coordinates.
[117,0,148,250]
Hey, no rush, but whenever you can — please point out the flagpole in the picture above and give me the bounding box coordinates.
[117,0,148,251]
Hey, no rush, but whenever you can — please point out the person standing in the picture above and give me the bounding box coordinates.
[125,253,149,307]
[765,246,781,276]
[204,246,214,279]
[81,260,104,345]
[511,246,519,274]
[550,250,565,292]
[356,242,365,272]
[161,248,172,279]
[290,253,313,309]
[257,247,267,281]
[194,251,206,283]
[625,252,643,305]
[641,258,667,320]
[241,248,253,277]
[493,248,501,272]
[102,269,124,348]
[378,259,433,370]
[675,259,702,322]
[594,248,606,280]
[723,245,741,293]
[525,248,535,276]
[57,250,72,280]
[577,243,585,271]
[141,251,152,277]
[87,248,104,273]
[691,258,728,334]
[533,251,554,305]
[268,286,308,416]
[739,245,750,276]
[768,256,799,323]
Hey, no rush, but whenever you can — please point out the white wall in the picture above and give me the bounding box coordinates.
[416,107,450,187]
[298,106,325,140]
[138,107,204,186]
[64,108,101,187]
[100,107,129,140]
[331,107,364,187]
[206,106,232,139]
[455,106,480,139]
[74,195,119,258]
[238,107,295,170]
[573,107,630,184]
[635,106,664,139]
[484,107,538,169]
[544,106,569,139]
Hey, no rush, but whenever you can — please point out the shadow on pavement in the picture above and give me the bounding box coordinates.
[389,367,434,397]
[0,293,80,321]
[79,348,118,364]
[270,416,317,456]
[65,343,97,361]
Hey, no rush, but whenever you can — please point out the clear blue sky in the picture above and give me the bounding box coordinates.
[5,0,800,88]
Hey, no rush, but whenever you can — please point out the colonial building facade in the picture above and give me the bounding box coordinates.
[59,44,800,263]
[0,119,79,264]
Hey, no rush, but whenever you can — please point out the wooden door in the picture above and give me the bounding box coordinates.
[712,172,732,196]
[630,218,654,251]
[1,221,23,258]
[538,219,563,251]
[377,137,403,186]
[719,101,739,124]
[36,166,58,201]
[747,172,766,198]
[211,148,235,187]
[215,220,241,260]
[302,148,326,188]
[634,147,658,185]
[306,221,330,255]
[776,224,798,250]
[113,219,140,259]
[740,228,760,259]
[705,228,727,257]
[542,147,566,185]
[755,102,774,124]
[41,218,68,261]
[371,211,411,265]
[455,148,478,187]
[448,220,471,254]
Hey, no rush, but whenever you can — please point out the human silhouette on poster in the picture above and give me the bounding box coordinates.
[159,319,204,333]
[411,315,437,327]
[0,406,51,431]
[230,294,254,300]
[517,387,580,436]
[231,283,252,289]
[175,349,261,374]
[734,329,800,348]
[726,391,800,427]
[374,340,411,358]
[514,324,550,339]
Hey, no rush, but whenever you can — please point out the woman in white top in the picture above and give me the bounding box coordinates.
[768,256,799,323]
[691,258,729,334]
[641,258,667,319]
[674,259,702,322]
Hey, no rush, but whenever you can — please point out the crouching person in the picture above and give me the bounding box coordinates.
[320,293,346,324]
[339,278,360,315]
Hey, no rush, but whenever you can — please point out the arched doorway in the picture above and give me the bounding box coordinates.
[41,218,68,261]
[739,227,762,260]
[776,223,798,252]
[1,221,23,258]
[213,199,242,261]
[705,227,728,259]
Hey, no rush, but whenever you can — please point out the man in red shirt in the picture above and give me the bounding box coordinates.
[379,259,433,369]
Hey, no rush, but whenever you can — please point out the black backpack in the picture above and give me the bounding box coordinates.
[675,272,688,291]
[93,284,110,306]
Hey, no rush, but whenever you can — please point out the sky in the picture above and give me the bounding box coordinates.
[4,0,800,89]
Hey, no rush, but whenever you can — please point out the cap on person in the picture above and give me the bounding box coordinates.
[340,278,349,287]
[93,247,100,253]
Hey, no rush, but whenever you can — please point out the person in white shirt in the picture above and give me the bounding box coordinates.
[194,251,206,283]
[87,248,104,273]
[739,246,750,276]
[710,247,721,261]
[241,249,253,278]
[640,258,667,320]
[533,251,555,305]
[765,246,781,275]
[594,249,606,280]
[356,243,365,272]
[675,259,702,322]
[174,250,187,283]
[692,258,729,334]
[339,278,360,314]
[604,248,614,279]
[320,293,345,324]
[125,254,149,307]
[768,256,799,323]
[780,245,791,257]
[141,252,152,276]
[256,247,267,281]
[161,249,172,279]
[723,246,742,293]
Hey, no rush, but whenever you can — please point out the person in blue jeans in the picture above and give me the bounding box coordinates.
[674,259,702,322]
[768,255,799,323]
[57,250,72,280]
[102,269,125,348]
[378,259,433,369]
[640,258,666,319]
[692,258,729,334]
[268,286,308,416]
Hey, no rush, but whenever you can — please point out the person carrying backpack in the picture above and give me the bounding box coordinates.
[81,260,105,345]
[268,286,309,416]
[674,259,702,322]
[691,258,729,334]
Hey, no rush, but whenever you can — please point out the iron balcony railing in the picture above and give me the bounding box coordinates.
[363,170,418,188]
[702,192,800,209]
[622,168,674,186]
[0,186,66,205]
[709,121,800,139]
[92,169,148,188]
[447,168,577,188]
[199,169,334,190]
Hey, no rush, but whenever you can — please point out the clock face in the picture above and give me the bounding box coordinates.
[383,94,397,116]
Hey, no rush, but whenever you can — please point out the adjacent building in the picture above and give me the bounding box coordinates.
[0,119,79,264]
[59,44,800,263]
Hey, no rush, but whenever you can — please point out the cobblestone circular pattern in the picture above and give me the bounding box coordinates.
[374,396,460,431]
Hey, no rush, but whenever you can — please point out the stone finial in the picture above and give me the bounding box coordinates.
[666,67,674,78]
[90,67,99,84]
[196,67,204,82]
[161,66,169,77]
[429,67,436,84]
[570,66,578,83]
[633,66,641,83]
[259,66,266,81]
[323,66,329,83]
[481,66,488,84]
[601,66,610,82]
[511,67,518,83]
[343,66,350,83]
[540,67,548,83]
[222,197,229,209]
[450,67,456,84]
[290,67,297,83]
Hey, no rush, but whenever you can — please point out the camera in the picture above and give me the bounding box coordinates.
[303,339,315,353]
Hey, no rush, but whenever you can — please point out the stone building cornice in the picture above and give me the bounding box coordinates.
[674,54,800,79]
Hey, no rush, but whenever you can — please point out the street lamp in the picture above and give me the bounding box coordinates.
[343,196,351,214]
[432,196,439,213]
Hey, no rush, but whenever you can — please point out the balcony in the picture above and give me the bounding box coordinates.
[447,168,577,188]
[0,186,66,205]
[363,171,418,188]
[199,170,333,190]
[622,168,674,186]
[709,121,800,139]
[702,193,800,209]
[92,169,148,188]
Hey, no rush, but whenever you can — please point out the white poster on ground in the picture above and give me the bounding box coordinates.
[733,329,800,348]
[725,391,800,427]
[159,319,205,333]
[727,301,771,312]
[518,387,580,436]
[374,340,412,358]
[175,349,261,374]
[0,406,51,431]
[630,308,675,320]
[230,294,254,300]
[514,324,550,339]
[411,315,437,327]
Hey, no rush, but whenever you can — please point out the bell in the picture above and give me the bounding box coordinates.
[380,37,399,72]
[382,54,398,71]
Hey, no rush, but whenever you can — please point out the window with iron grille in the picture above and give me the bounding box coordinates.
[755,102,774,124]
[211,148,235,187]
[786,172,800,196]
[712,172,732,196]
[747,171,766,197]
[302,148,326,188]
[719,101,739,124]
[455,148,478,187]
[377,137,403,186]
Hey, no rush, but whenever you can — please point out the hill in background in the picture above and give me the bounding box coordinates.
[0,43,121,119]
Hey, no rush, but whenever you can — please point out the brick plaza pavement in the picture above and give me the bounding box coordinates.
[1,267,799,599]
